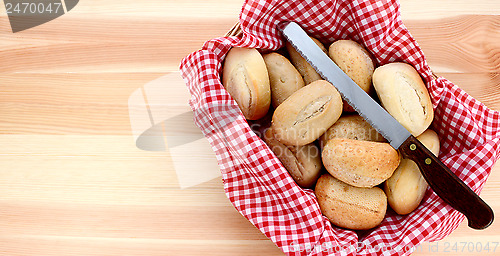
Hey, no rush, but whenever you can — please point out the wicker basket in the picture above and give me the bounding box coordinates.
[226,22,243,38]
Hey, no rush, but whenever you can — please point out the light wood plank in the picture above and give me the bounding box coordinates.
[0,235,283,256]
[0,135,225,205]
[406,15,500,74]
[0,0,499,255]
[400,0,500,20]
[0,16,236,73]
[434,73,500,111]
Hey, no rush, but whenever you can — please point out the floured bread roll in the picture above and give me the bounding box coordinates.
[263,52,305,108]
[322,138,400,188]
[222,47,271,120]
[286,37,327,85]
[315,173,387,230]
[384,129,440,215]
[263,128,322,188]
[372,62,434,136]
[271,80,343,146]
[329,40,375,112]
[319,115,385,149]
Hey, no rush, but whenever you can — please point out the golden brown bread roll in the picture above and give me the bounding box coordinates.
[319,115,385,149]
[315,173,387,230]
[286,37,327,85]
[372,62,434,136]
[322,138,400,188]
[263,52,305,108]
[263,128,322,188]
[271,80,343,146]
[416,129,440,155]
[384,129,440,215]
[222,47,271,120]
[329,40,375,112]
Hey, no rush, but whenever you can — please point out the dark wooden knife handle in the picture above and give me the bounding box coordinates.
[399,135,494,230]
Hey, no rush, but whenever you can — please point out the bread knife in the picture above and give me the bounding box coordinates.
[280,21,493,230]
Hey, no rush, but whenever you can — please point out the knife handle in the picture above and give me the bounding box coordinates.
[399,135,494,230]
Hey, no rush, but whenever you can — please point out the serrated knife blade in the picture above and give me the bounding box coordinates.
[280,21,493,230]
[281,22,410,149]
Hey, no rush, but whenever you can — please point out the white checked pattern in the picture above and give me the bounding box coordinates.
[180,0,500,255]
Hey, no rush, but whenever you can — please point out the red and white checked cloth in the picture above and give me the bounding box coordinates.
[179,0,500,255]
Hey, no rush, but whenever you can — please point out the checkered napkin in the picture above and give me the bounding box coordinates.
[179,0,500,255]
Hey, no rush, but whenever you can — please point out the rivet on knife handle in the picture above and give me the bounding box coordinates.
[400,136,494,230]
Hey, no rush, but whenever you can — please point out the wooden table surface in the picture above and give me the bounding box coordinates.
[1,0,499,255]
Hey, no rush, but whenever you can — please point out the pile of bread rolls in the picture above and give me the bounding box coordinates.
[221,36,438,230]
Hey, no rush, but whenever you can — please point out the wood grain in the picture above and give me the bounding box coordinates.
[0,0,499,255]
[407,15,500,74]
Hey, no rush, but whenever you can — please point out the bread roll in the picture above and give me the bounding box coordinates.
[271,80,343,146]
[322,138,400,188]
[372,62,434,136]
[263,52,305,108]
[315,174,387,230]
[416,129,440,155]
[286,37,327,85]
[329,40,375,112]
[319,115,385,149]
[263,128,322,188]
[384,129,440,215]
[222,47,271,120]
